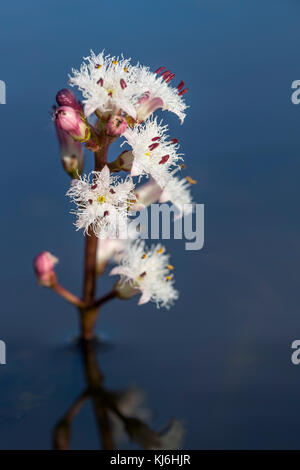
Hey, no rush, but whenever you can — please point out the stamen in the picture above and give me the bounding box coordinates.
[145,151,150,157]
[167,264,174,270]
[91,184,97,190]
[103,210,109,216]
[155,66,166,74]
[165,73,175,83]
[152,136,160,141]
[149,142,159,151]
[112,60,118,65]
[180,163,187,169]
[88,199,93,205]
[109,189,116,194]
[120,79,127,89]
[157,248,164,254]
[95,64,102,69]
[186,176,197,184]
[159,155,170,165]
[97,195,106,203]
[142,254,147,259]
[107,89,114,97]
[178,88,188,96]
[177,80,184,91]
[165,275,173,282]
[171,138,178,144]
[97,78,103,86]
[124,67,128,73]
[137,271,147,281]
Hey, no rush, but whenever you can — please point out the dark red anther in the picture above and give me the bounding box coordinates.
[165,73,175,84]
[97,78,103,86]
[177,80,184,91]
[91,184,97,190]
[120,79,127,89]
[152,136,160,141]
[155,66,166,74]
[104,211,109,217]
[159,155,170,165]
[161,70,171,80]
[88,199,93,205]
[140,271,147,278]
[109,188,116,194]
[178,88,188,96]
[171,138,178,144]
[149,142,159,151]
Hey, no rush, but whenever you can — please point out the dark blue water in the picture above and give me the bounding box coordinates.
[1,0,300,449]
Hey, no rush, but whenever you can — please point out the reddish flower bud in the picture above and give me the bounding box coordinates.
[55,106,91,142]
[34,251,58,287]
[106,115,128,136]
[56,89,81,111]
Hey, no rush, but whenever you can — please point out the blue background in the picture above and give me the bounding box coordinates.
[0,0,300,449]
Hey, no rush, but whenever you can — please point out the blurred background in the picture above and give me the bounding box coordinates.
[0,0,300,449]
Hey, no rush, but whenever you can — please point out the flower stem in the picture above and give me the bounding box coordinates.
[80,131,112,340]
[52,283,85,308]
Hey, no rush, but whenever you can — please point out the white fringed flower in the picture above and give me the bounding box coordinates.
[69,50,187,123]
[159,171,194,217]
[66,165,137,238]
[110,240,178,308]
[123,118,183,187]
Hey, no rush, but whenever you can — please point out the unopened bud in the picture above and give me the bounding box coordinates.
[55,126,84,177]
[55,106,91,142]
[34,251,58,287]
[56,89,82,111]
[106,115,128,136]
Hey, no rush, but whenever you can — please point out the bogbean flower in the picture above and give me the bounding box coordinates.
[66,165,137,238]
[123,117,183,187]
[68,50,188,123]
[110,240,178,308]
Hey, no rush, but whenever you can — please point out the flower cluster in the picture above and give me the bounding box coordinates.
[37,50,197,314]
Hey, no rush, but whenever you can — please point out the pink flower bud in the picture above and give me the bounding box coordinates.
[106,115,128,136]
[55,106,91,142]
[56,89,82,111]
[34,251,58,287]
[55,126,84,177]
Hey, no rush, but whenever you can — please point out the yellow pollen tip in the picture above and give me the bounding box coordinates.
[186,176,197,184]
[165,275,173,282]
[112,60,118,65]
[157,248,164,254]
[167,264,174,270]
[142,254,147,259]
[95,64,102,69]
[124,67,128,72]
[97,195,106,203]
[145,151,150,157]
[106,88,114,96]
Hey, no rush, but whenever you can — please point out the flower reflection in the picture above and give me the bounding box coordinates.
[53,340,184,450]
